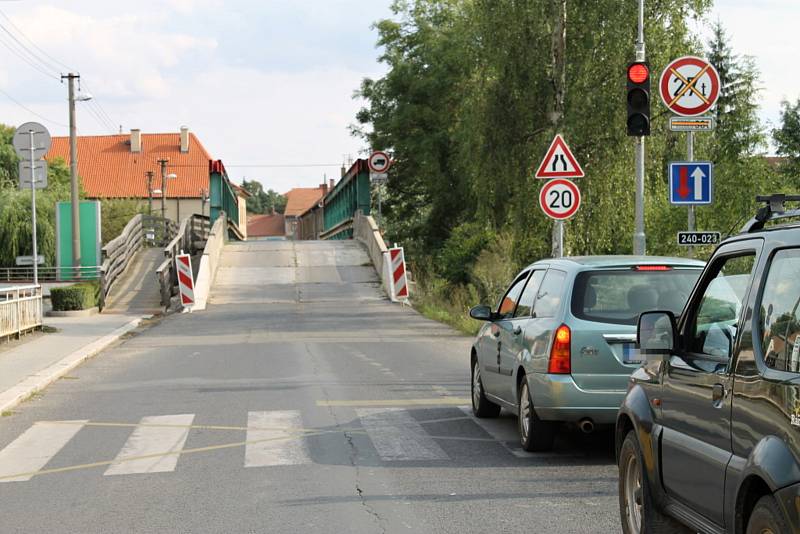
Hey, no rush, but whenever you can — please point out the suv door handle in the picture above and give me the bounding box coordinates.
[513,326,522,336]
[712,383,725,402]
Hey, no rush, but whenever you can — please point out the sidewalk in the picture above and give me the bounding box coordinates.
[0,313,146,414]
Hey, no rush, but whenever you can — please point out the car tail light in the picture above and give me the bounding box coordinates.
[548,325,571,374]
[633,265,672,271]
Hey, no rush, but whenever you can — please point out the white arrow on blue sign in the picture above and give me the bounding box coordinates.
[669,161,713,205]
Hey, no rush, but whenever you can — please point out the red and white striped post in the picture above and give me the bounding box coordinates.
[176,253,195,311]
[388,246,409,302]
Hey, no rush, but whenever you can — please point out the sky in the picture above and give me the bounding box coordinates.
[0,0,797,194]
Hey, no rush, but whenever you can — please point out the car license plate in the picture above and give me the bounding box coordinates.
[622,343,642,364]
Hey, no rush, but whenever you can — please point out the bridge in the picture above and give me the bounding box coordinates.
[95,158,394,316]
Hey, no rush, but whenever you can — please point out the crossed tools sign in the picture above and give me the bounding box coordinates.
[668,64,711,107]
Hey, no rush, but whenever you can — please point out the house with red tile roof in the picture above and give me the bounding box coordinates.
[45,127,213,222]
[283,183,331,238]
[247,213,286,238]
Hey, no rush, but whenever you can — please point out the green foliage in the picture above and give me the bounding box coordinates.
[413,275,481,335]
[101,199,145,245]
[774,98,800,181]
[437,221,493,284]
[242,179,286,214]
[0,124,17,188]
[51,282,99,311]
[356,1,774,297]
[0,149,76,267]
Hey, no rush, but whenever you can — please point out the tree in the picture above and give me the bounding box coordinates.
[774,99,800,180]
[241,179,286,214]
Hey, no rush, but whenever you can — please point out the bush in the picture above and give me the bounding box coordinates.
[51,282,99,311]
[437,222,494,284]
[469,232,518,305]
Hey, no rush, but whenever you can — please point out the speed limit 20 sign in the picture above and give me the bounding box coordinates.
[539,179,581,220]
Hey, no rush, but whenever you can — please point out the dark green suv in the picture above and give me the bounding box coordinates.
[617,195,800,534]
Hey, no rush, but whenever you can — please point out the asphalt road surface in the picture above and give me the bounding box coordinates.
[0,240,620,533]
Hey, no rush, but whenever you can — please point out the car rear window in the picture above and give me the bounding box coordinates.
[571,268,702,325]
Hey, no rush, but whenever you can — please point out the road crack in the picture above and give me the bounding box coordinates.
[306,343,386,533]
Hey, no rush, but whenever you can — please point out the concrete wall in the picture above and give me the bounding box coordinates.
[353,212,392,298]
[192,214,227,311]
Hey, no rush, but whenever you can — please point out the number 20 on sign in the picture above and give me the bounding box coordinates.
[539,179,581,220]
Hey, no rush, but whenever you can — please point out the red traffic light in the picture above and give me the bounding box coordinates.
[628,63,649,84]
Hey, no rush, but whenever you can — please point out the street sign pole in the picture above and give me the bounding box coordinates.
[687,131,695,258]
[28,130,38,286]
[633,0,646,256]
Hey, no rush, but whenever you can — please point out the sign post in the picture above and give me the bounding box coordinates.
[660,56,720,257]
[368,151,392,226]
[535,135,584,257]
[13,122,51,286]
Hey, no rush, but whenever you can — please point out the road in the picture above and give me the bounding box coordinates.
[0,240,619,533]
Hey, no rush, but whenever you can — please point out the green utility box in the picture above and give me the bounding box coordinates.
[55,200,102,276]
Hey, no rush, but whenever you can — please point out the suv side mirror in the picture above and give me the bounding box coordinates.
[469,305,494,321]
[638,311,678,356]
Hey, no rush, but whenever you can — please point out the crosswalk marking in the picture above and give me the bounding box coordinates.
[0,420,87,482]
[104,414,194,476]
[356,408,449,461]
[458,406,529,458]
[245,410,311,467]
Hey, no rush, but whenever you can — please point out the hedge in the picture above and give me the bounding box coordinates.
[51,282,99,311]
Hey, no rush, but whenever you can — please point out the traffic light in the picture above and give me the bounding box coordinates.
[626,62,650,136]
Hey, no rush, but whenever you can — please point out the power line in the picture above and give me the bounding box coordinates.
[0,86,68,127]
[0,29,60,80]
[0,8,75,72]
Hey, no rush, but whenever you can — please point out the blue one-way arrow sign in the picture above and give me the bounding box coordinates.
[669,161,713,205]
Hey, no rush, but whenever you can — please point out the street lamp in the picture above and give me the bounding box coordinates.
[200,188,209,218]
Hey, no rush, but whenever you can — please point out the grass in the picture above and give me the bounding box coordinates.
[1,410,13,417]
[411,278,482,336]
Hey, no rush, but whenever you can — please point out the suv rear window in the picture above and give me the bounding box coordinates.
[572,269,702,325]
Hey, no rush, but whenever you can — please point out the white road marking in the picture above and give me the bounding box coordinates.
[0,420,87,482]
[104,414,194,476]
[458,406,529,458]
[244,411,311,467]
[356,408,449,461]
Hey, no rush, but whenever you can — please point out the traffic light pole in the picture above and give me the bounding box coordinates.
[633,0,646,256]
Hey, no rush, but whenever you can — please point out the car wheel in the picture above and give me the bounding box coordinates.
[471,358,500,418]
[746,494,789,534]
[517,377,555,452]
[619,431,687,534]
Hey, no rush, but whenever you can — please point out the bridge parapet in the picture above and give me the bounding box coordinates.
[319,159,371,240]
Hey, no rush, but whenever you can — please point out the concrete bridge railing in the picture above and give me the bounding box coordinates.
[192,212,227,311]
[353,211,392,297]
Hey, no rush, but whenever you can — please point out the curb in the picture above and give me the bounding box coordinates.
[46,307,99,318]
[0,317,144,415]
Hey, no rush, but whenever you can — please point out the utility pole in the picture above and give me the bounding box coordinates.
[145,171,154,215]
[62,73,81,270]
[550,0,567,257]
[158,158,169,219]
[633,0,647,255]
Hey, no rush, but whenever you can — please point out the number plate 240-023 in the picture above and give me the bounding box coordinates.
[677,231,721,246]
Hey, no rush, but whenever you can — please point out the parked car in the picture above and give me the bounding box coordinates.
[618,194,800,534]
[468,255,704,451]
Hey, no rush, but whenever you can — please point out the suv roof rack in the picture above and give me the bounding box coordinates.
[741,194,800,233]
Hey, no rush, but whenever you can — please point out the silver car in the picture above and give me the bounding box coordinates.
[469,256,703,451]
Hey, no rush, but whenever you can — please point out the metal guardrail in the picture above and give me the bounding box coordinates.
[0,284,42,340]
[0,266,101,283]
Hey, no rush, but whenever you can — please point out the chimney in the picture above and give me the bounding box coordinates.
[130,129,141,153]
[329,178,335,190]
[340,165,346,178]
[320,182,328,194]
[180,126,189,153]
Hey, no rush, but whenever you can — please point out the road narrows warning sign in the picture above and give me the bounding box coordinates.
[534,134,584,179]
